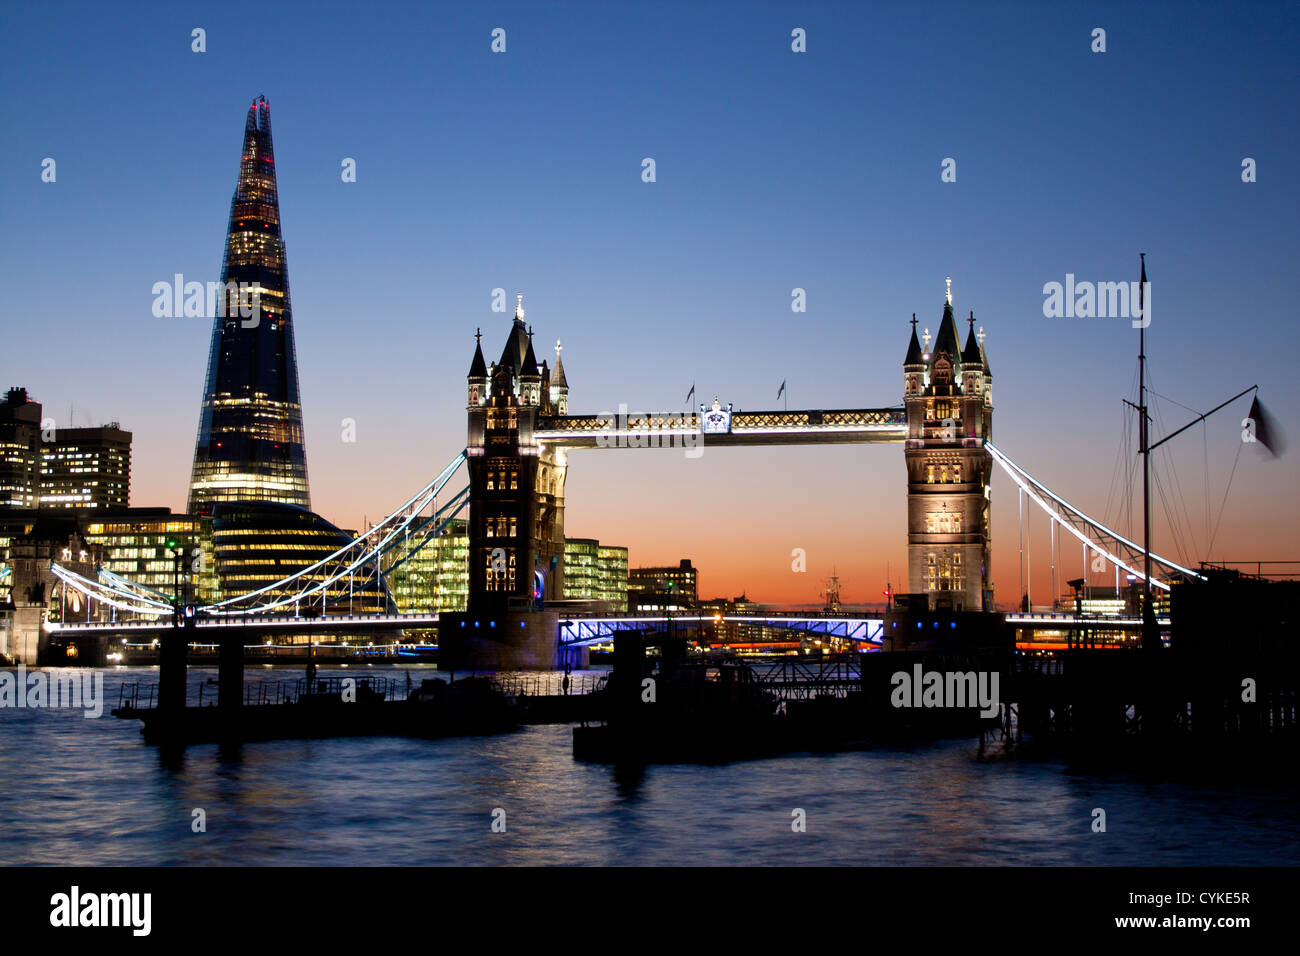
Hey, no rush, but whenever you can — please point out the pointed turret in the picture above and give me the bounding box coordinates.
[930,278,962,371]
[551,340,568,388]
[520,328,539,377]
[961,311,983,367]
[550,340,569,415]
[468,328,488,378]
[467,328,488,407]
[904,313,925,367]
[520,326,541,405]
[497,293,531,377]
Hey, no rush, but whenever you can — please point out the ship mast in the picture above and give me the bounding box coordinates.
[1125,253,1259,650]
[1138,254,1155,649]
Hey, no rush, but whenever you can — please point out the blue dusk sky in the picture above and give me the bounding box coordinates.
[2,0,1297,605]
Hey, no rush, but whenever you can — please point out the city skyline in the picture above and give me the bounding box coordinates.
[4,1,1297,607]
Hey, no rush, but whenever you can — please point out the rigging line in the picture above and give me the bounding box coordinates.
[1104,374,1138,527]
[1127,360,1140,542]
[1159,438,1201,561]
[1207,437,1246,558]
[1102,399,1130,530]
[1202,419,1211,562]
[1152,376,1210,559]
[1124,401,1135,542]
[1151,464,1190,568]
[1113,364,1137,539]
[1149,460,1184,564]
[1147,387,1201,416]
[1148,372,1201,560]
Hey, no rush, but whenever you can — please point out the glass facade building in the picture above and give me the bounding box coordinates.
[2,389,133,512]
[563,538,628,610]
[386,518,470,614]
[188,96,310,513]
[39,425,131,510]
[0,388,42,509]
[82,510,216,604]
[210,502,389,614]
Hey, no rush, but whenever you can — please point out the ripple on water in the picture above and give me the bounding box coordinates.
[1,666,1298,865]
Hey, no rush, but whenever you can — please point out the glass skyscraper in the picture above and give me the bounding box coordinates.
[188,95,310,514]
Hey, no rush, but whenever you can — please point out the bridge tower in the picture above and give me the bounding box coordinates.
[464,296,569,614]
[904,279,994,611]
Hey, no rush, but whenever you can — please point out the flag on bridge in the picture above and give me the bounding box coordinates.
[777,380,786,400]
[685,383,695,405]
[1245,395,1286,457]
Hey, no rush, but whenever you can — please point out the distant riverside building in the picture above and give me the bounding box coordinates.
[2,508,215,609]
[1062,581,1169,618]
[563,538,628,610]
[0,512,106,663]
[387,518,470,614]
[39,425,131,510]
[188,96,311,513]
[628,558,697,611]
[700,594,778,647]
[1,388,132,511]
[0,388,42,508]
[386,525,625,614]
[81,509,215,604]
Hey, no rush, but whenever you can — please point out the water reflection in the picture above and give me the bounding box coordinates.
[1,664,1298,865]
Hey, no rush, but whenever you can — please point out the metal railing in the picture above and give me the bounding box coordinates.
[491,673,609,697]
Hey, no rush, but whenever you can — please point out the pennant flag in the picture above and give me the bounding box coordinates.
[1244,395,1286,457]
[777,380,786,400]
[685,383,695,405]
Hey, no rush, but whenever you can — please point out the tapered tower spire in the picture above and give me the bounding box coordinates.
[188,96,311,513]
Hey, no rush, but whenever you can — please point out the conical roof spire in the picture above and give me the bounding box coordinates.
[520,325,539,377]
[904,313,925,366]
[961,311,982,366]
[977,325,991,376]
[468,327,487,378]
[930,279,961,366]
[551,339,568,387]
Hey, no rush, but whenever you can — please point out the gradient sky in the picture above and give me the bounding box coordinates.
[3,0,1297,608]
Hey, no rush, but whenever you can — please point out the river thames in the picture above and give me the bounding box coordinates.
[2,665,1297,867]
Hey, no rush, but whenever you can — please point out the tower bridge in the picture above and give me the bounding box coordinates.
[39,282,1205,669]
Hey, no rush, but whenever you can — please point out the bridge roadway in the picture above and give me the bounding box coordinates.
[47,612,440,637]
[533,407,907,448]
[47,609,1170,644]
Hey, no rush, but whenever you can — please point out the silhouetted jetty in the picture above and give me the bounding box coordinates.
[111,672,518,745]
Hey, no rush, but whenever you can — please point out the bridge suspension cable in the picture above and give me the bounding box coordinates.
[51,450,470,618]
[987,441,1205,592]
[199,450,469,615]
[50,563,174,616]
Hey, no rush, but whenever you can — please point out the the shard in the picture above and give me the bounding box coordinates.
[188,95,310,514]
